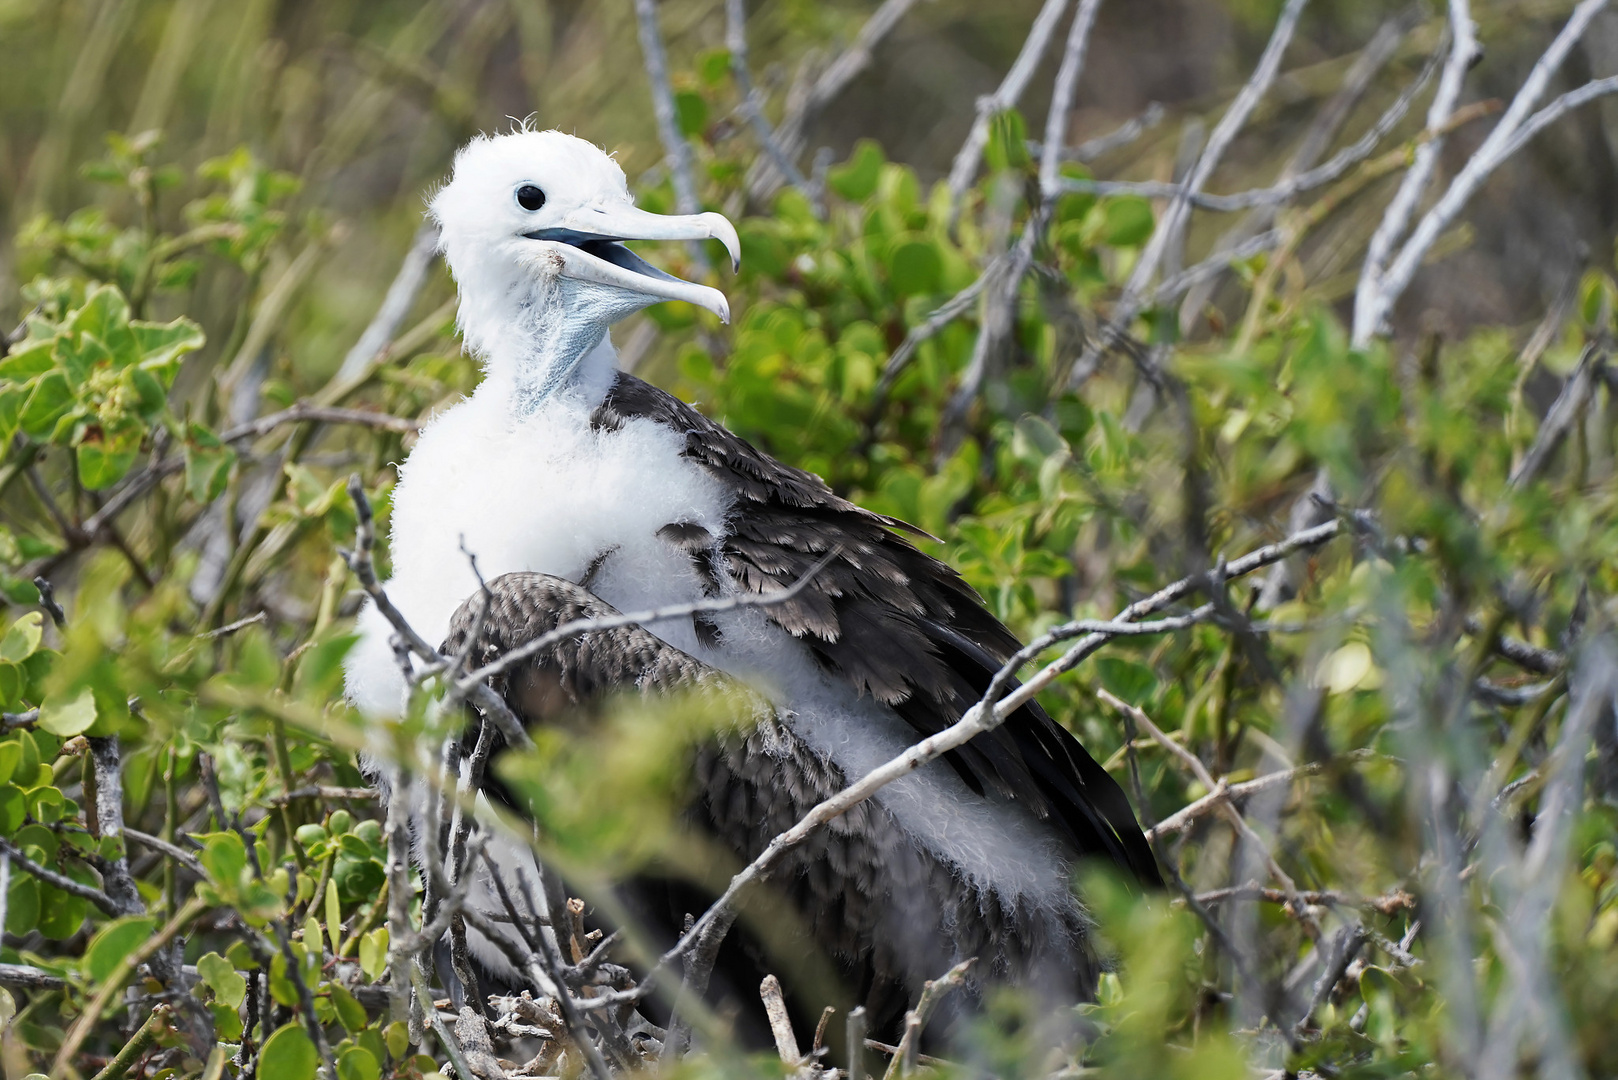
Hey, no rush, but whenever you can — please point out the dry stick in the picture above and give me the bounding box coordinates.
[633,0,706,270]
[1365,0,1616,344]
[407,965,478,1080]
[336,221,440,382]
[84,736,145,917]
[1146,749,1381,839]
[868,253,1008,416]
[33,574,66,627]
[0,836,121,916]
[1351,1,1477,345]
[1510,351,1607,491]
[1095,689,1316,934]
[1072,0,1310,384]
[748,0,927,203]
[1476,641,1616,1080]
[725,0,816,208]
[1028,102,1166,163]
[1054,24,1441,220]
[1194,883,1415,914]
[50,894,209,1078]
[383,763,415,1029]
[760,975,803,1066]
[935,213,1045,460]
[18,404,419,582]
[1173,9,1417,329]
[946,0,1072,213]
[620,516,1354,1009]
[1057,25,1438,221]
[1038,0,1105,200]
[846,1006,868,1080]
[884,958,975,1080]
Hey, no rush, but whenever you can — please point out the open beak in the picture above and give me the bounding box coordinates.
[520,204,739,323]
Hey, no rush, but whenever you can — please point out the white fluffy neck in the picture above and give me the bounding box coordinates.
[455,261,649,415]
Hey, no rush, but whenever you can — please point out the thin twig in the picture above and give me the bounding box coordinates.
[633,0,707,269]
[1073,0,1310,380]
[0,836,122,917]
[726,0,817,209]
[1509,343,1604,488]
[33,575,66,628]
[1364,1,1614,343]
[885,958,975,1080]
[1351,2,1478,345]
[749,0,927,202]
[945,0,1072,214]
[336,221,441,382]
[1039,0,1105,199]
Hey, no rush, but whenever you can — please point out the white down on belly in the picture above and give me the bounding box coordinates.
[343,370,1078,954]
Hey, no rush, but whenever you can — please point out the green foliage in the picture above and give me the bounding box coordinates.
[1,6,1617,1080]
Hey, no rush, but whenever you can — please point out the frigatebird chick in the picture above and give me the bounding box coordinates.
[344,127,1159,1045]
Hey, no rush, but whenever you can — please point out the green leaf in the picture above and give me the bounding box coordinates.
[184,423,236,502]
[0,786,26,836]
[828,140,884,202]
[0,742,21,786]
[1103,196,1154,247]
[75,433,139,490]
[325,877,342,951]
[259,1023,319,1080]
[26,786,62,825]
[68,286,134,361]
[200,832,249,890]
[984,108,1030,172]
[268,950,300,1007]
[337,1045,381,1080]
[0,665,19,711]
[197,950,248,1008]
[37,885,87,939]
[384,1020,409,1060]
[1096,657,1156,706]
[0,613,42,663]
[130,315,204,375]
[673,90,708,138]
[331,982,368,1034]
[358,927,388,981]
[887,240,942,297]
[83,916,156,982]
[18,372,74,440]
[37,686,96,738]
[5,875,38,935]
[0,340,56,381]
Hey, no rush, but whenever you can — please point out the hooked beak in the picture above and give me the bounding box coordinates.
[520,205,740,323]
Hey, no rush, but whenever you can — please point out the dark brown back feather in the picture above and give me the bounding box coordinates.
[592,373,1161,886]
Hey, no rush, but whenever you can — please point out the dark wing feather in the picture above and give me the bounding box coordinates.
[593,373,1161,886]
[441,572,1099,1042]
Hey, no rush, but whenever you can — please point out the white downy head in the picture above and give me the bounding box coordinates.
[428,127,739,411]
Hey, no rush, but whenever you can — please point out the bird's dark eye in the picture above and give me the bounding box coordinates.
[515,184,546,212]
